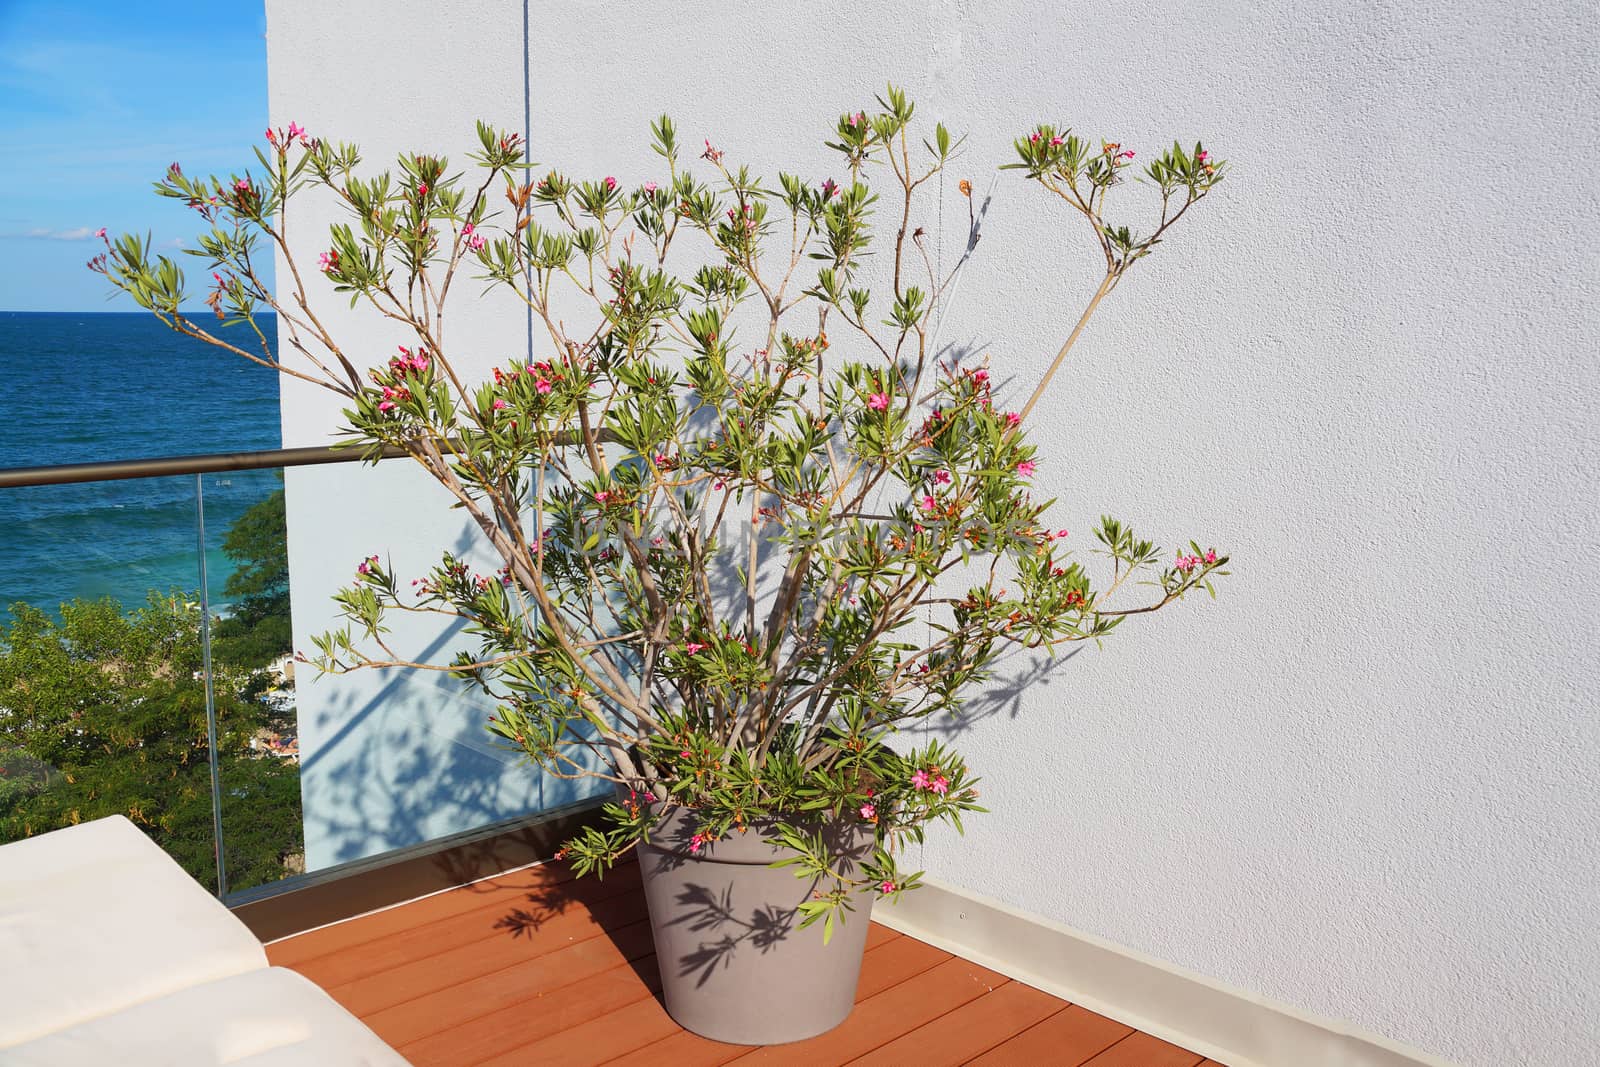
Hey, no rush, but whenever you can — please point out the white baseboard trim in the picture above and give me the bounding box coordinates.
[876,877,1454,1067]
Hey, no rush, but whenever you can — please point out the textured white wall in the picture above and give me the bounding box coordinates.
[267,1,1600,1062]
[266,0,602,870]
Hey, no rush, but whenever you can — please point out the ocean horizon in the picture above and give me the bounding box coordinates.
[0,311,283,625]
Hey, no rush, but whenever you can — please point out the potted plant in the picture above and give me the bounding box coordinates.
[95,86,1230,1045]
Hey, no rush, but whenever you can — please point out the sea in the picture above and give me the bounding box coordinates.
[0,312,283,626]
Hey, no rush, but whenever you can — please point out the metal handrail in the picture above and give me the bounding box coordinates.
[0,443,409,489]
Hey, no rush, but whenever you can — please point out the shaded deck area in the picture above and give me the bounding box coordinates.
[266,858,1220,1065]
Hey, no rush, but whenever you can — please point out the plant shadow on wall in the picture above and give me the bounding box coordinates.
[295,521,595,868]
[96,84,1233,958]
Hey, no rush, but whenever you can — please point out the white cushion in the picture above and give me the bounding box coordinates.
[0,815,268,1047]
[0,967,409,1066]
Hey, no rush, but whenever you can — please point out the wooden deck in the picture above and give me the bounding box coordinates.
[266,858,1219,1066]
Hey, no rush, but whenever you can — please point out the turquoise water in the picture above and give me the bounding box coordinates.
[0,312,282,622]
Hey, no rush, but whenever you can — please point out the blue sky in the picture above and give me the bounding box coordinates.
[0,1,269,311]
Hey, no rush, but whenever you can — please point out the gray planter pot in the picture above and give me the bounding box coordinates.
[638,805,876,1045]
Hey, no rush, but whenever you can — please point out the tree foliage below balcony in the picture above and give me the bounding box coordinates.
[0,589,301,892]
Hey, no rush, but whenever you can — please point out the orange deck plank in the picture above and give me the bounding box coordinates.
[968,1002,1134,1065]
[401,957,664,1065]
[324,880,648,1017]
[1084,1030,1206,1066]
[730,956,1010,1065]
[845,978,1068,1065]
[265,865,1209,1066]
[266,858,584,967]
[296,863,645,991]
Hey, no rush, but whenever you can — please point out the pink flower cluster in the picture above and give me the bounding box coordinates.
[910,769,950,795]
[689,832,709,855]
[462,222,487,252]
[356,554,379,576]
[1102,141,1136,162]
[266,123,311,150]
[1016,460,1037,478]
[1175,549,1218,572]
[390,346,431,375]
[867,392,889,411]
[318,250,339,273]
[684,641,707,655]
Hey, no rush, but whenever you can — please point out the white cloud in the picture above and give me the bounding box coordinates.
[4,226,99,241]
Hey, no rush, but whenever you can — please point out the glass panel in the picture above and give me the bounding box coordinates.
[0,473,233,889]
[199,467,305,895]
[258,459,604,879]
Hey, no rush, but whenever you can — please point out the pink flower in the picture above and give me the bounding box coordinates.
[1029,131,1041,144]
[318,250,337,273]
[594,490,612,504]
[713,480,726,491]
[1205,549,1217,563]
[492,398,508,410]
[94,227,106,239]
[1196,150,1210,164]
[356,554,378,576]
[684,642,706,655]
[535,377,552,394]
[604,176,618,192]
[652,452,668,466]
[920,494,938,513]
[930,775,950,795]
[971,368,989,386]
[821,178,839,199]
[643,181,658,194]
[879,880,896,893]
[287,121,305,141]
[1049,136,1064,147]
[417,182,429,196]
[867,392,889,411]
[689,833,707,854]
[933,469,952,486]
[264,128,277,144]
[468,233,486,251]
[859,803,876,820]
[1004,411,1021,428]
[701,139,723,164]
[1016,460,1037,477]
[910,769,931,790]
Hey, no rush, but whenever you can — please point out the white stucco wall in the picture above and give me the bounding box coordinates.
[267,2,1600,1062]
[267,0,603,870]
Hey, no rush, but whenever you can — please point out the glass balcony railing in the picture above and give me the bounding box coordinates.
[0,446,600,906]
